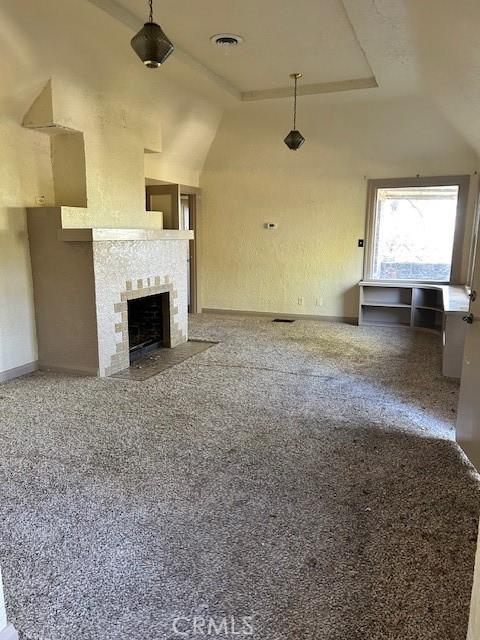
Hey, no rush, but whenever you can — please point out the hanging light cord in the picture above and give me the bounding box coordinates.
[149,0,154,22]
[293,75,298,130]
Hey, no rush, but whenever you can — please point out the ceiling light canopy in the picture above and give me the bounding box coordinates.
[284,73,305,151]
[131,0,174,68]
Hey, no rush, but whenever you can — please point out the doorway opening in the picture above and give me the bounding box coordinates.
[180,192,198,314]
[146,181,199,313]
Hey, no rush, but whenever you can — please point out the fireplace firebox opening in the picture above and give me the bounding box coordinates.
[127,292,171,362]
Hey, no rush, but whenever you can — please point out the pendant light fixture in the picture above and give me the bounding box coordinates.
[284,73,305,150]
[131,0,174,68]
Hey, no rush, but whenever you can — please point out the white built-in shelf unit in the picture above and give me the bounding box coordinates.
[359,281,468,332]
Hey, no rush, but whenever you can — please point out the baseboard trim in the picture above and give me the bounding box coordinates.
[0,624,19,640]
[39,364,99,377]
[201,308,358,325]
[0,361,38,383]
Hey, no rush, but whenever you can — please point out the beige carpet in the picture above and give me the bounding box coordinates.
[0,314,479,640]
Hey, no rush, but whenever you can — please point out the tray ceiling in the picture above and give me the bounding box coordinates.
[94,0,377,99]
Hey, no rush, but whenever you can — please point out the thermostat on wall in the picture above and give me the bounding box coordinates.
[265,223,277,229]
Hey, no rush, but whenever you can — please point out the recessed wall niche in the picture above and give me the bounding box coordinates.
[22,80,88,208]
[50,131,87,207]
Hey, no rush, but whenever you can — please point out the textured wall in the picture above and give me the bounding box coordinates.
[0,208,37,373]
[200,95,478,318]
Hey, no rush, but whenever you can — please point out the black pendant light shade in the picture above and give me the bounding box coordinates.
[284,73,305,150]
[284,129,305,150]
[131,0,174,68]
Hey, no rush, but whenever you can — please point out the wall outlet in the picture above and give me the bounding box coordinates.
[297,297,304,305]
[315,297,323,307]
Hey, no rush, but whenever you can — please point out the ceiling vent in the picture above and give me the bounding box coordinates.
[210,34,243,46]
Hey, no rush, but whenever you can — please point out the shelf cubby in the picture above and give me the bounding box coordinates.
[414,287,444,311]
[413,307,443,332]
[361,305,411,327]
[362,286,412,306]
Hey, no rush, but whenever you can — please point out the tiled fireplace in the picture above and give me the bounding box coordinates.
[27,208,192,377]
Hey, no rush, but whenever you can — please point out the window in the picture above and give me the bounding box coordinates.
[364,176,470,283]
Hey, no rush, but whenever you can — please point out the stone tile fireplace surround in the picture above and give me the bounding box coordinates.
[27,208,192,377]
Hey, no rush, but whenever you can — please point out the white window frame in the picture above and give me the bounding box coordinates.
[363,175,470,284]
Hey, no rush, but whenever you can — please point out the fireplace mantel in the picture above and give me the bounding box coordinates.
[58,228,193,242]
